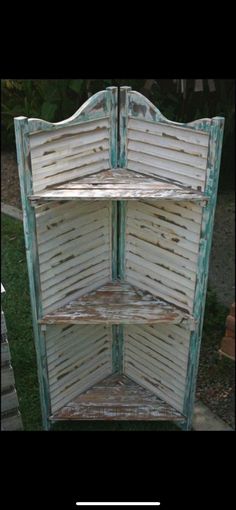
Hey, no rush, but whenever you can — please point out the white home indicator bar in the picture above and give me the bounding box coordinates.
[76,504,160,507]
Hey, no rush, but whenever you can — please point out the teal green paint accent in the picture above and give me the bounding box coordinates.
[178,420,189,431]
[106,87,117,168]
[112,202,117,280]
[183,117,225,429]
[119,86,131,167]
[14,117,51,430]
[118,201,127,280]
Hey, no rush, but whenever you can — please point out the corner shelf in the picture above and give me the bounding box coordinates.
[29,168,209,202]
[15,86,224,430]
[50,373,184,421]
[39,281,194,326]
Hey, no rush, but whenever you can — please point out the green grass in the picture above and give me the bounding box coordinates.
[1,214,41,430]
[2,213,230,431]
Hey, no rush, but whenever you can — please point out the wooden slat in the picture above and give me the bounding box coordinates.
[35,200,112,314]
[127,117,209,190]
[128,117,209,146]
[1,389,19,414]
[124,323,190,413]
[30,117,111,192]
[1,412,23,431]
[51,374,184,421]
[46,324,112,413]
[1,365,15,391]
[1,342,11,365]
[125,200,202,313]
[40,281,193,325]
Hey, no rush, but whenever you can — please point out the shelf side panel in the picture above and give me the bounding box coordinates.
[45,324,113,414]
[125,199,202,314]
[125,90,211,192]
[35,200,112,315]
[30,117,110,193]
[124,323,191,413]
[28,88,118,193]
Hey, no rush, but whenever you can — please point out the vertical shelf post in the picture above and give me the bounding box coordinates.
[14,117,51,430]
[183,117,225,429]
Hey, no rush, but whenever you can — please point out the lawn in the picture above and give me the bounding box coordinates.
[1,213,234,430]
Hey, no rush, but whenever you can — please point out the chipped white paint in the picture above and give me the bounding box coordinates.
[30,117,111,193]
[124,323,191,413]
[127,118,209,190]
[39,281,193,325]
[46,324,112,413]
[125,199,202,313]
[35,200,112,314]
[29,168,208,202]
[52,373,183,421]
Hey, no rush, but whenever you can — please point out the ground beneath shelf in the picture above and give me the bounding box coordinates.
[51,373,184,421]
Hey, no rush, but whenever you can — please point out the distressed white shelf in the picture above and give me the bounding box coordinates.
[39,281,194,326]
[50,373,184,421]
[29,168,208,202]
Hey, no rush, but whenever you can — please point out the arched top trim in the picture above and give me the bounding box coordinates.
[17,90,115,134]
[127,90,214,133]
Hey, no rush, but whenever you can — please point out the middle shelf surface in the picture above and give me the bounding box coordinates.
[29,168,208,202]
[39,281,193,326]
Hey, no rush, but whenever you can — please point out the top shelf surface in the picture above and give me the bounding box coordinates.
[29,169,208,202]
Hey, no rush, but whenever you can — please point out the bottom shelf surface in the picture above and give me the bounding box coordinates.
[50,374,184,421]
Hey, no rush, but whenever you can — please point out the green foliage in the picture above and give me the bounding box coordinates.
[1,79,88,147]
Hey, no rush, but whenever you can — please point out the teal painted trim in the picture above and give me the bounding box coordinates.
[119,86,131,167]
[178,420,190,431]
[118,201,127,280]
[112,202,117,280]
[183,117,225,429]
[106,87,117,168]
[14,117,51,430]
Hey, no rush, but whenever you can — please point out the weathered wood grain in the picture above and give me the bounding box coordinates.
[183,116,225,429]
[1,365,15,391]
[51,374,184,421]
[45,324,112,413]
[35,200,112,314]
[1,412,23,431]
[124,323,191,413]
[125,199,202,313]
[1,389,19,414]
[39,281,193,325]
[29,168,208,202]
[14,116,50,429]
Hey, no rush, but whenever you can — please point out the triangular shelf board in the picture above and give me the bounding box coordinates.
[39,281,195,328]
[29,169,209,203]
